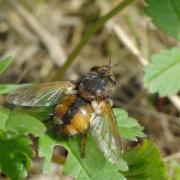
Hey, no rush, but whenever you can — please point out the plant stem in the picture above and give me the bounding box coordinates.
[53,0,136,80]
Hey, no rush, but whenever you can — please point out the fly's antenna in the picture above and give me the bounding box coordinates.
[112,62,121,74]
[106,57,121,72]
[107,57,120,69]
[113,62,121,68]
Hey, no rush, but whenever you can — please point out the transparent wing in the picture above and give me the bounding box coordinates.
[90,100,122,163]
[6,81,77,106]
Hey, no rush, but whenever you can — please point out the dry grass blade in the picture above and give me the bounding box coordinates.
[164,152,180,162]
[9,0,66,66]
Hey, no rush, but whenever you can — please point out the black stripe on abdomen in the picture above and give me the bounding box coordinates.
[61,97,86,125]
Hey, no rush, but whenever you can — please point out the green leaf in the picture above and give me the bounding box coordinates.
[146,0,180,40]
[0,106,10,129]
[168,160,180,180]
[0,133,33,180]
[0,56,12,74]
[123,140,167,180]
[0,84,27,95]
[38,134,55,174]
[38,108,145,179]
[113,108,145,141]
[144,48,180,96]
[63,135,127,180]
[17,106,55,122]
[5,110,46,136]
[39,133,128,180]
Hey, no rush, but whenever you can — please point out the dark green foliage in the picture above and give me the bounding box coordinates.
[0,107,46,136]
[38,107,145,179]
[38,108,168,180]
[0,105,46,180]
[123,140,167,180]
[39,133,128,180]
[0,106,10,129]
[114,108,145,141]
[146,0,180,40]
[0,132,33,180]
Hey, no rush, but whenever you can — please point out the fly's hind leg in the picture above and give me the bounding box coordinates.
[81,133,87,159]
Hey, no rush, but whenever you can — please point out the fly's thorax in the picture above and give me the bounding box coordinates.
[78,72,113,101]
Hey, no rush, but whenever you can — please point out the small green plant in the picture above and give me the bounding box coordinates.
[144,48,180,96]
[1,0,180,179]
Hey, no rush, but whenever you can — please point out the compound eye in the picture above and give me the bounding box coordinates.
[90,66,99,72]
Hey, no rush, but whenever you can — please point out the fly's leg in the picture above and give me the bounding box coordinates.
[81,133,87,159]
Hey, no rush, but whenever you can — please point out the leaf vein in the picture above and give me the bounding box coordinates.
[67,147,91,179]
[147,59,180,82]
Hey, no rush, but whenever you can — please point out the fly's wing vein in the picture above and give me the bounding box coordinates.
[90,100,122,163]
[6,81,77,106]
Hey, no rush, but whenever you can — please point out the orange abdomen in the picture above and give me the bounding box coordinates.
[53,95,93,136]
